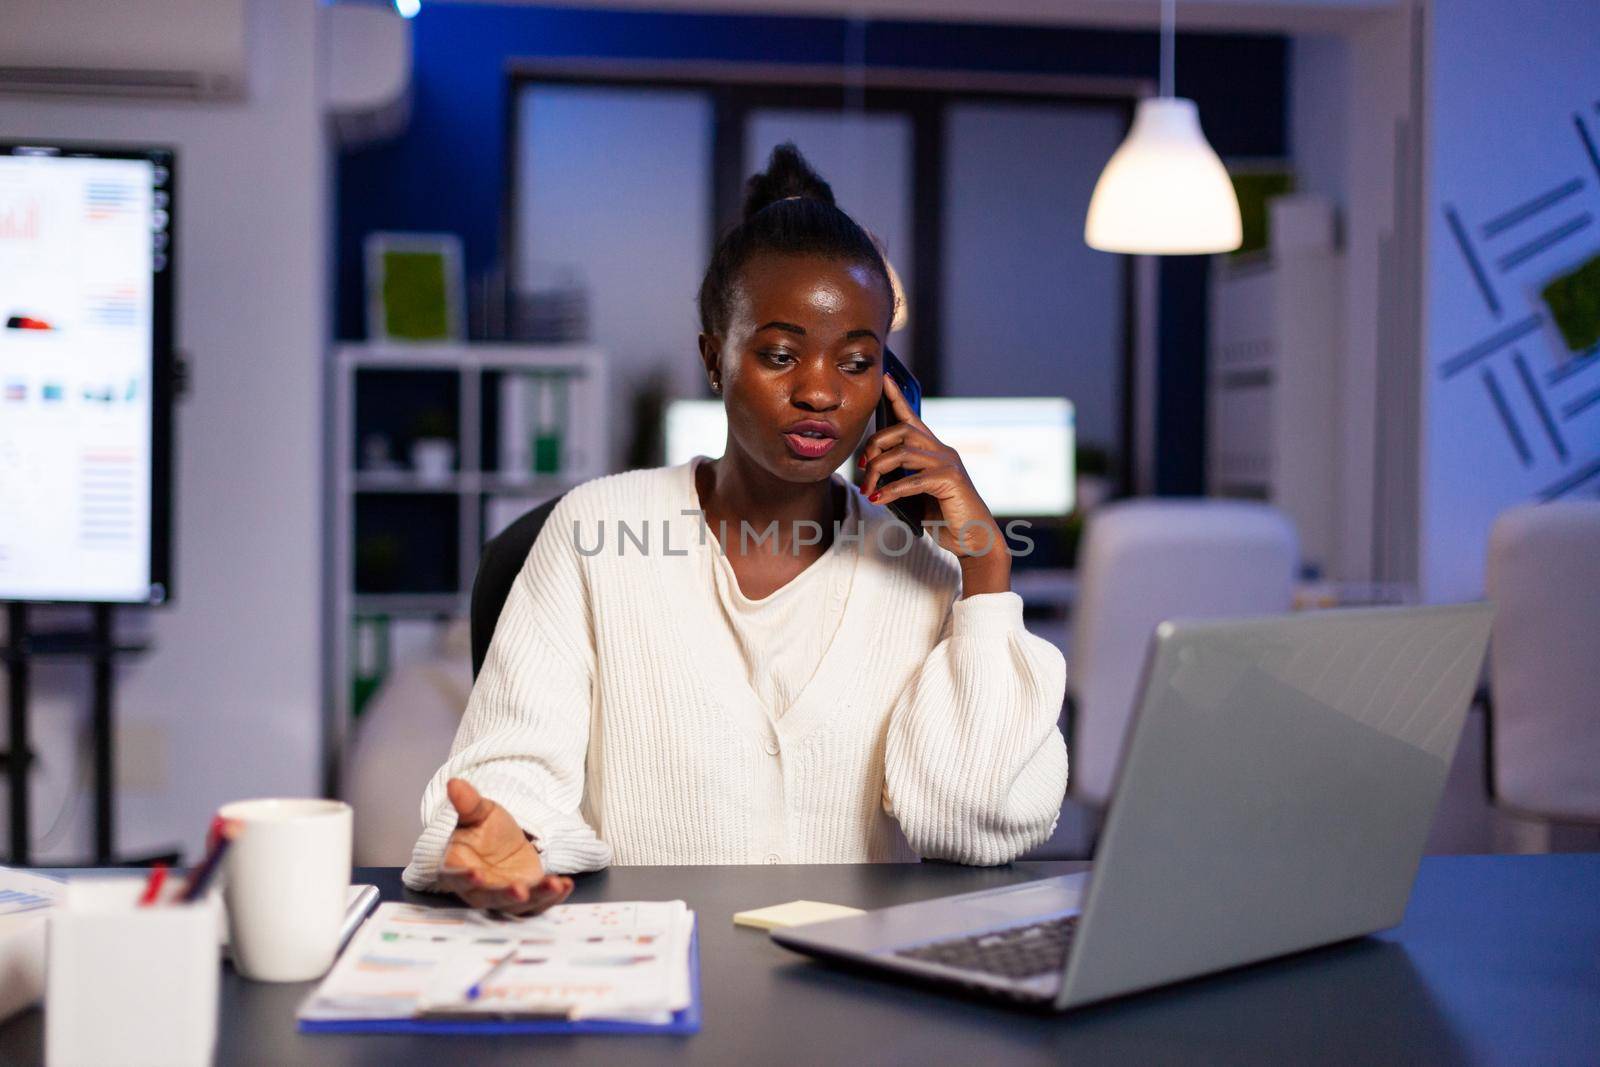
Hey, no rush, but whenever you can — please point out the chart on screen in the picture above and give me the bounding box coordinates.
[0,146,171,603]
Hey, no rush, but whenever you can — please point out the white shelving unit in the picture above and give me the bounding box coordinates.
[326,341,607,787]
[1207,196,1345,576]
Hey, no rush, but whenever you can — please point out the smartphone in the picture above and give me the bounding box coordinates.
[873,347,928,536]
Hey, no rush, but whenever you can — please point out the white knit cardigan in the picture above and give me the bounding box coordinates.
[403,459,1069,888]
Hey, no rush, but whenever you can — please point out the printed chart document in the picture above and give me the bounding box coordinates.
[0,867,65,1022]
[298,900,696,1029]
[0,867,62,918]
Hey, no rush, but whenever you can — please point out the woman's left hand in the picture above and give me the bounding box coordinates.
[858,375,1011,593]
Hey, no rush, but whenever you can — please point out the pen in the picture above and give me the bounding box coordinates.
[465,949,518,1001]
[137,863,167,907]
[179,816,239,903]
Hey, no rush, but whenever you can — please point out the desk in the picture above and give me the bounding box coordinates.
[2,855,1597,1064]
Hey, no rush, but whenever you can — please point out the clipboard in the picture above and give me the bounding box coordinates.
[297,923,701,1036]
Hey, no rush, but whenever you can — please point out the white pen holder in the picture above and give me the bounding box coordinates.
[46,878,221,1067]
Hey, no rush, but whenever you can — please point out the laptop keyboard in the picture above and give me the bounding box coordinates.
[894,914,1079,980]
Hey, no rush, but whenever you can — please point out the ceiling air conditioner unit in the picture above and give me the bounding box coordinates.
[0,0,246,100]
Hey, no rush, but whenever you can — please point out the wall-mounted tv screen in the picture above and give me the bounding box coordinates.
[0,142,174,604]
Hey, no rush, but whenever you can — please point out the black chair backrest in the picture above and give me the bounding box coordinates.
[469,492,568,680]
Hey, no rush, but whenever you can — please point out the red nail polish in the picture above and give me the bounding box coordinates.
[869,491,881,502]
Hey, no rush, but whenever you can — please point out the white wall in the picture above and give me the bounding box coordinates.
[1420,0,1600,601]
[1284,3,1422,586]
[1289,34,1350,208]
[0,0,327,860]
[1340,2,1427,588]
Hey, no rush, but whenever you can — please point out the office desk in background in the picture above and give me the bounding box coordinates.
[2,856,1597,1065]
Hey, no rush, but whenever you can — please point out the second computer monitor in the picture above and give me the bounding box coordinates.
[662,396,1074,518]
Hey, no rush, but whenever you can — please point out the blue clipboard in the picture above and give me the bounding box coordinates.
[299,923,701,1036]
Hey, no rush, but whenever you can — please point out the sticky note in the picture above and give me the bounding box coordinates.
[732,900,866,931]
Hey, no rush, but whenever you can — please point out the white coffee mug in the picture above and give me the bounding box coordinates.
[219,798,352,982]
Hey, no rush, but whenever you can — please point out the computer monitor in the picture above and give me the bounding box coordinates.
[661,396,1074,518]
[0,142,176,604]
[662,398,744,472]
[921,398,1074,517]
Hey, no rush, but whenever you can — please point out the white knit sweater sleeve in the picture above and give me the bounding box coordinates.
[402,496,612,891]
[883,589,1070,865]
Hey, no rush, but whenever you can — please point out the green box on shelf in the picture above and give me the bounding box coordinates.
[382,251,452,340]
[1228,169,1297,257]
[533,431,563,474]
[364,231,464,342]
[1540,252,1600,354]
[351,615,390,718]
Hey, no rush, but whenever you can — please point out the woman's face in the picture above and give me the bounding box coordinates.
[701,252,894,484]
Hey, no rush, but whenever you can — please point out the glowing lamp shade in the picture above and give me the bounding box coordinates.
[1084,97,1242,255]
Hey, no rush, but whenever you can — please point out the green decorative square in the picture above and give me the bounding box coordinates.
[381,250,452,340]
[1540,253,1600,353]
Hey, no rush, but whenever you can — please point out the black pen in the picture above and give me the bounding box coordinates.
[180,816,239,902]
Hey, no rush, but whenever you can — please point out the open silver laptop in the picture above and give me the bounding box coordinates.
[773,603,1494,1010]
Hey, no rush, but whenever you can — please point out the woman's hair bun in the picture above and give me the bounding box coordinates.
[740,142,836,222]
[697,140,894,337]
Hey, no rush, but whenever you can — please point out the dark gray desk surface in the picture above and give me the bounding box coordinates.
[3,854,1597,1065]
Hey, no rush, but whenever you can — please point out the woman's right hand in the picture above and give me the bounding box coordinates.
[435,777,574,915]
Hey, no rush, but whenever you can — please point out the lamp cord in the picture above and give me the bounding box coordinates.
[1160,0,1176,98]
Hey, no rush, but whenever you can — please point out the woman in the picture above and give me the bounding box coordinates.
[404,143,1069,914]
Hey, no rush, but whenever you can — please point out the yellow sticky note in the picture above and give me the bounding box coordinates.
[733,900,866,931]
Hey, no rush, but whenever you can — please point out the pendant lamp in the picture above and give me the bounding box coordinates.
[1084,0,1242,254]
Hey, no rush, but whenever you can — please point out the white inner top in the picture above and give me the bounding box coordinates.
[692,455,860,720]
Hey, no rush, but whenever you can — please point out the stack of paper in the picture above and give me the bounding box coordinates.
[298,901,696,1029]
[0,867,65,1023]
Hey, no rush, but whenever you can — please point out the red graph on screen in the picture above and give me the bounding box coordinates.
[0,199,40,241]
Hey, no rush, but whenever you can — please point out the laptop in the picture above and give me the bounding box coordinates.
[773,603,1494,1011]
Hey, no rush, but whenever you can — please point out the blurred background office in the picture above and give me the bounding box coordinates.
[1,0,1596,869]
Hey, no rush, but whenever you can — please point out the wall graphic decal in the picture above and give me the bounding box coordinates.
[1437,103,1600,501]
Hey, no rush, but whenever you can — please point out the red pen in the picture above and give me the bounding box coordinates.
[138,862,168,907]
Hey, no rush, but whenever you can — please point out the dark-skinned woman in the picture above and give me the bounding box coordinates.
[403,143,1068,915]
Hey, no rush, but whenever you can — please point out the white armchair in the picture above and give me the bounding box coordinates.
[341,618,473,867]
[1069,499,1298,809]
[1485,501,1600,826]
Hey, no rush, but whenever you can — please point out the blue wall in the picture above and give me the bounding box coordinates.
[1421,0,1600,598]
[336,2,1288,491]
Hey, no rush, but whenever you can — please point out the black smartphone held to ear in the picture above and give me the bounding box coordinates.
[873,347,928,536]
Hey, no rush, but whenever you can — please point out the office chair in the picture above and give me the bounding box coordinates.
[469,492,569,679]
